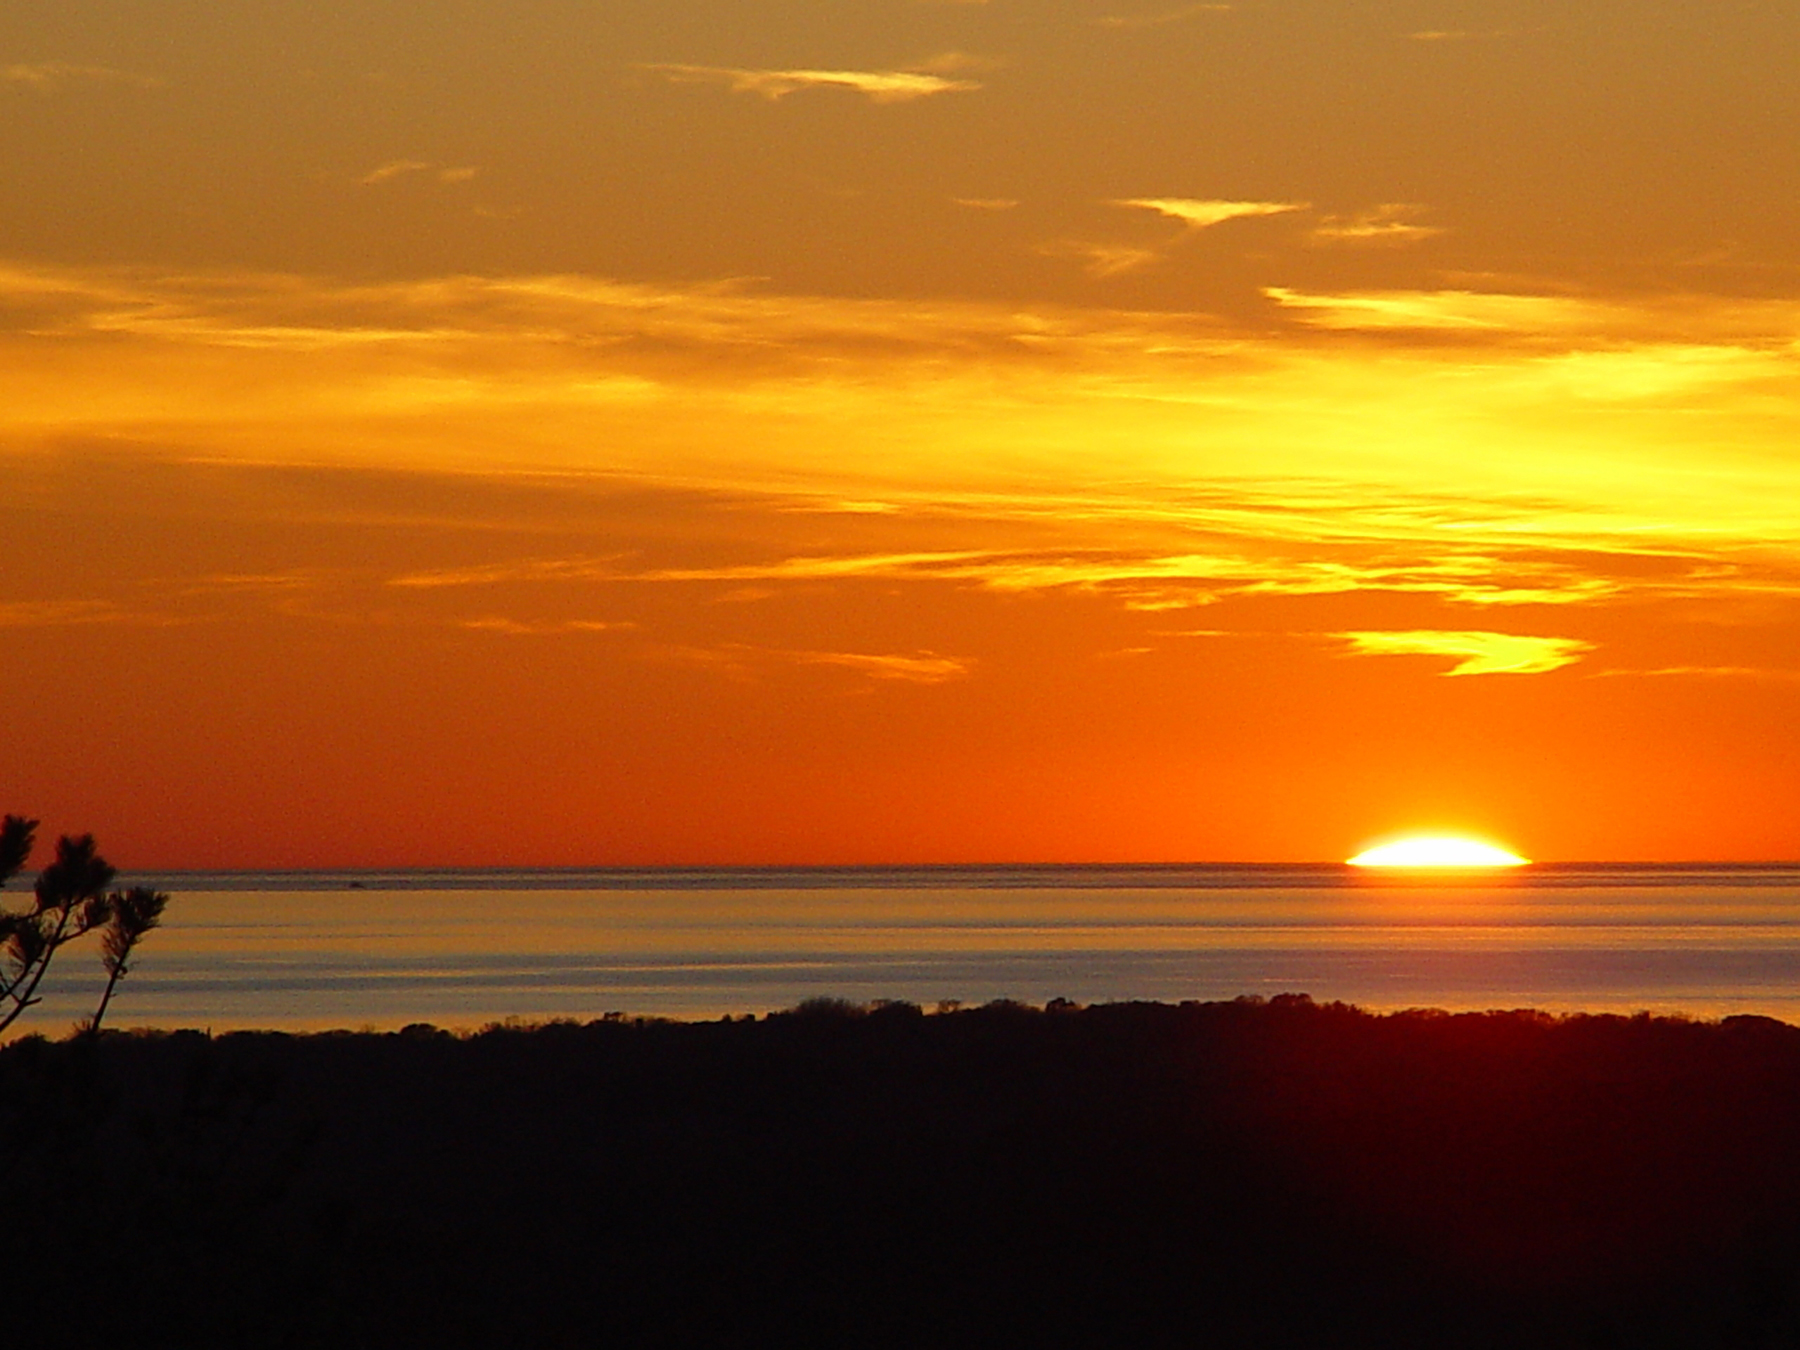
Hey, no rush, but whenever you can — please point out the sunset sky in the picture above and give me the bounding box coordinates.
[4,0,1798,866]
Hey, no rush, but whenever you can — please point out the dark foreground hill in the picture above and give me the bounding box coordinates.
[9,996,1800,1348]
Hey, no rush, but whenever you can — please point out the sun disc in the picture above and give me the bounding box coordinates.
[1346,836,1528,867]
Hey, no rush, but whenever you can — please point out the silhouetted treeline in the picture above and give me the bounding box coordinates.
[9,996,1800,1348]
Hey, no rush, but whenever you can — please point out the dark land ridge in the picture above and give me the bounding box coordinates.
[11,995,1800,1348]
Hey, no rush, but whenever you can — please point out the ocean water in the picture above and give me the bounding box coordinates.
[11,863,1800,1035]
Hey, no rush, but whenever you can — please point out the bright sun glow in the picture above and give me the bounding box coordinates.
[1346,836,1529,867]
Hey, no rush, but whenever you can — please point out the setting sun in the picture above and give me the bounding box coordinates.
[1346,837,1530,868]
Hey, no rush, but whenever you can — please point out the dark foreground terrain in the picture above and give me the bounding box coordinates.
[9,996,1800,1348]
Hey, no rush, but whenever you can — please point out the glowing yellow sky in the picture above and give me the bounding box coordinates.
[3,1,1797,864]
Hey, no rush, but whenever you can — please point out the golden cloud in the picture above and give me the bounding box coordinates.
[387,547,1633,612]
[1114,198,1305,230]
[4,261,1800,627]
[1335,630,1593,676]
[639,63,979,103]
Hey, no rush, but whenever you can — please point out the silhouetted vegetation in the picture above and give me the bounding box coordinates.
[8,996,1800,1346]
[0,814,168,1035]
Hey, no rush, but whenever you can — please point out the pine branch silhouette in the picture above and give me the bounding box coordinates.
[0,814,171,1036]
[85,886,169,1034]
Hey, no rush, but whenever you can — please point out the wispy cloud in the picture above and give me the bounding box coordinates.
[1265,286,1612,332]
[1593,665,1800,681]
[359,160,478,186]
[0,599,129,627]
[0,598,197,629]
[0,261,1245,363]
[1309,203,1444,247]
[1114,198,1305,230]
[386,547,1629,612]
[785,648,972,682]
[1039,240,1162,278]
[388,556,626,588]
[457,616,633,635]
[668,643,972,683]
[2,62,163,93]
[1095,4,1231,29]
[639,63,979,103]
[909,50,1005,75]
[36,260,1786,374]
[1055,199,1304,281]
[182,571,325,598]
[1407,29,1523,42]
[951,197,1019,211]
[388,552,981,590]
[359,160,431,186]
[1336,630,1593,676]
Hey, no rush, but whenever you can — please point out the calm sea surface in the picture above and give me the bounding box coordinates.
[14,863,1800,1035]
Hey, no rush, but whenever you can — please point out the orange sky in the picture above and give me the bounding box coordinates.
[3,1,1798,865]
